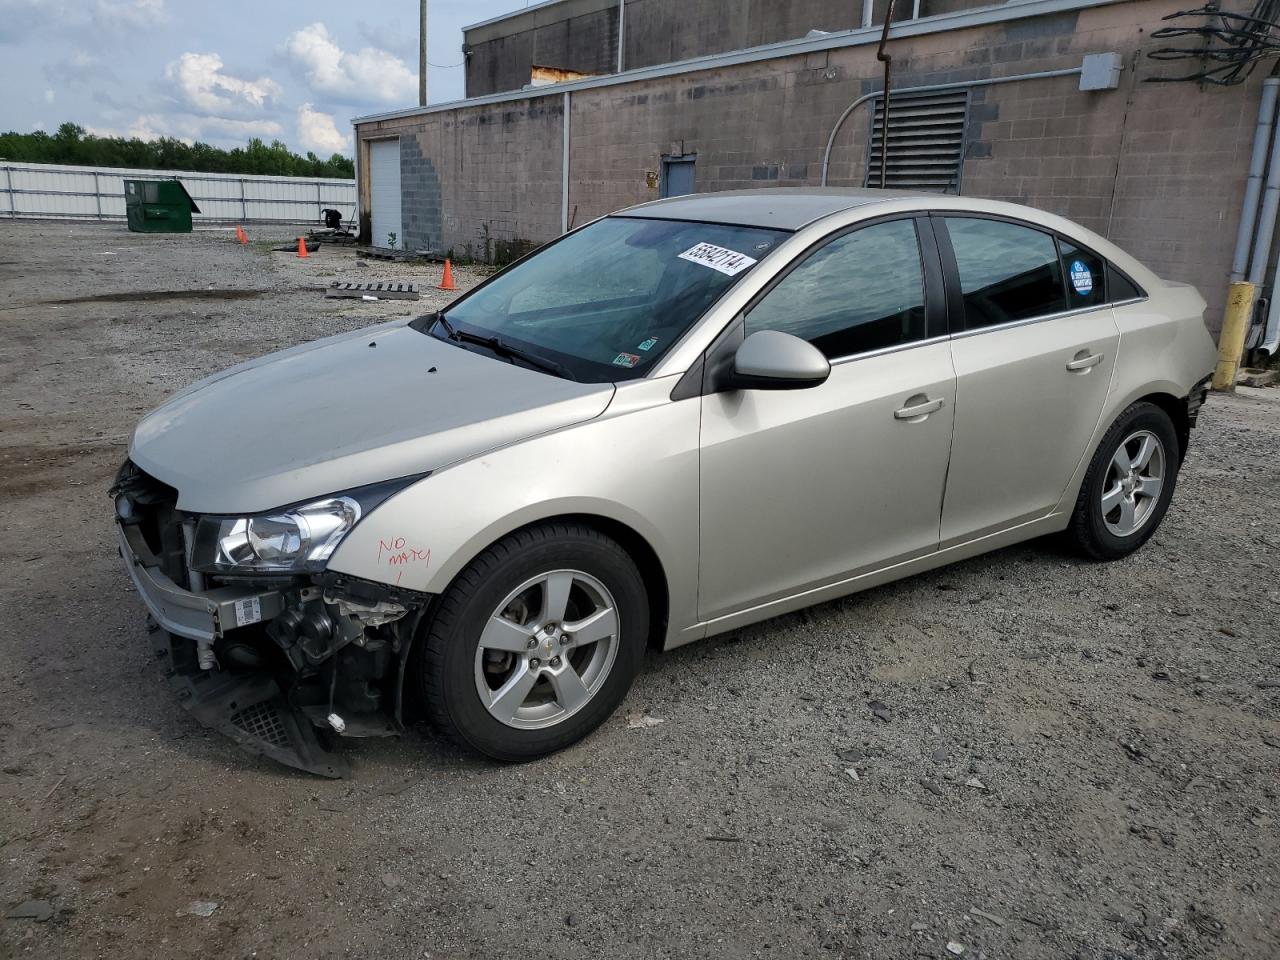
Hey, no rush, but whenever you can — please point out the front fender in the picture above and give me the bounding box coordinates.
[326,376,702,642]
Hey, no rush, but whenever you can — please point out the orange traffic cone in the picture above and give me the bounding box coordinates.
[296,236,309,259]
[235,225,247,245]
[438,258,455,291]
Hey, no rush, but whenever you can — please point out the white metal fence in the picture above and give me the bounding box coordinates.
[0,161,356,225]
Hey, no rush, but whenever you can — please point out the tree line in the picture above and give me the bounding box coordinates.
[0,123,354,179]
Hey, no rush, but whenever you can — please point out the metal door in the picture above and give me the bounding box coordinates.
[660,156,695,198]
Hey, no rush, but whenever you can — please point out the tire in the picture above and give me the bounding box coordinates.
[1067,401,1181,561]
[417,522,648,761]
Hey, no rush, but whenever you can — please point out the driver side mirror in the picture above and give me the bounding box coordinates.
[724,330,831,391]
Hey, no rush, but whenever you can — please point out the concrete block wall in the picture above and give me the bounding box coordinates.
[466,0,621,97]
[359,96,565,261]
[570,0,1260,331]
[465,0,997,98]
[365,0,1263,331]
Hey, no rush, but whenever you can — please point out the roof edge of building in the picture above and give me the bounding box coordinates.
[356,0,1119,127]
[464,0,616,38]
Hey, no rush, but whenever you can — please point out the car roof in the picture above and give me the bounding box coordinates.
[617,187,933,231]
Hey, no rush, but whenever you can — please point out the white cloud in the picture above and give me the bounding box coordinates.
[284,22,415,105]
[89,112,282,145]
[165,52,281,115]
[0,0,167,41]
[93,0,166,28]
[43,88,54,102]
[297,103,349,156]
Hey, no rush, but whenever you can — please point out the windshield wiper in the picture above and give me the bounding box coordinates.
[431,312,458,340]
[433,314,574,381]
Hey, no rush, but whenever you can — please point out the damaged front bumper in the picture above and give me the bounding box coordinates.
[114,467,430,778]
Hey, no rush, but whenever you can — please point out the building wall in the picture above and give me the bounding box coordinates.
[358,96,565,261]
[365,0,1263,331]
[466,0,621,98]
[465,0,992,97]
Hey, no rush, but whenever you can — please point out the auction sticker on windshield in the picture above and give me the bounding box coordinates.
[678,242,758,276]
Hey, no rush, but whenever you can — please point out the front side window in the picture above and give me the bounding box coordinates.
[746,218,928,359]
[944,217,1066,330]
[436,216,784,381]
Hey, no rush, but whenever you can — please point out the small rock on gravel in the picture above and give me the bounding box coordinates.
[5,900,53,922]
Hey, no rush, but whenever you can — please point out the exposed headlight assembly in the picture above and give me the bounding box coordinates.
[192,497,360,574]
[189,476,424,575]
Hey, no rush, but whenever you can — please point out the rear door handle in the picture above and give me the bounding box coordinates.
[1066,351,1104,372]
[894,395,944,421]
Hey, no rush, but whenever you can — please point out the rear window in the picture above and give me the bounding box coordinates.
[1106,263,1144,302]
[944,217,1067,329]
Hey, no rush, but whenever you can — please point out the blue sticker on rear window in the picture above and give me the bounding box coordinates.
[1070,260,1093,295]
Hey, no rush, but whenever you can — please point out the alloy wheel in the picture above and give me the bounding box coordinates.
[1100,429,1165,537]
[473,569,620,730]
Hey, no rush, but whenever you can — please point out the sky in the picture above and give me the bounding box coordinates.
[0,0,533,156]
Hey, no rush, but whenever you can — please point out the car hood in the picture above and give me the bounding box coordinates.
[129,321,615,513]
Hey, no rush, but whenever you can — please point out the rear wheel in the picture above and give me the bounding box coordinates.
[417,522,648,761]
[1067,402,1180,561]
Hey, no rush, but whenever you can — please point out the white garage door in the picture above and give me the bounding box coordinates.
[369,138,402,249]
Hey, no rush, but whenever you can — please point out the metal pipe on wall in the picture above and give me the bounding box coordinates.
[820,66,1083,187]
[1247,93,1280,286]
[561,91,571,233]
[617,0,625,74]
[1230,77,1280,281]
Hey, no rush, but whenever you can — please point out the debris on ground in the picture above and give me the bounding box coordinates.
[970,906,1006,926]
[5,900,53,922]
[868,700,892,722]
[626,714,665,729]
[179,901,218,918]
[325,281,420,301]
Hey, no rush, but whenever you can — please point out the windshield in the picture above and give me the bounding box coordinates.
[431,216,786,381]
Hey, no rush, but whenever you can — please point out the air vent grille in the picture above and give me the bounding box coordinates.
[864,90,970,192]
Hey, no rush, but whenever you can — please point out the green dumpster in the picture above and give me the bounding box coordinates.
[124,178,200,233]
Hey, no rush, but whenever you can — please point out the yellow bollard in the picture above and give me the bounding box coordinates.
[1212,281,1257,391]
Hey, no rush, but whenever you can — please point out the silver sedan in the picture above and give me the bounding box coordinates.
[114,189,1216,774]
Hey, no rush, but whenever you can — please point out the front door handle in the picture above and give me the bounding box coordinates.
[1066,350,1104,372]
[894,395,944,421]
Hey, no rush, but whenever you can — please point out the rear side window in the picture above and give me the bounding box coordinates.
[746,218,928,359]
[1059,239,1106,309]
[1107,262,1144,302]
[944,217,1067,329]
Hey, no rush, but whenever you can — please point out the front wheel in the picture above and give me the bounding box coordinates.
[1067,401,1181,561]
[416,522,649,761]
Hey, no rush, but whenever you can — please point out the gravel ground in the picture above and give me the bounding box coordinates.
[1,221,1277,960]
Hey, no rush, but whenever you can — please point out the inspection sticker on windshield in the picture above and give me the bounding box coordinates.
[637,337,659,351]
[1070,260,1093,295]
[678,242,757,276]
[612,352,641,368]
[233,596,262,628]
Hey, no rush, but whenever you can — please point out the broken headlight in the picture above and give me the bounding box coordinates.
[190,497,361,574]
